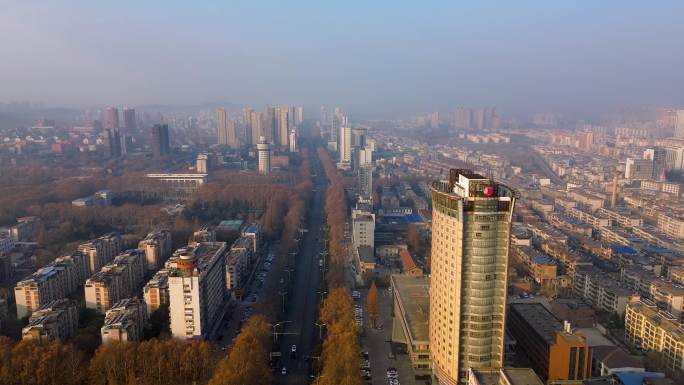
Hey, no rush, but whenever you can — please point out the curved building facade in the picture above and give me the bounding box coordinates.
[429,169,516,384]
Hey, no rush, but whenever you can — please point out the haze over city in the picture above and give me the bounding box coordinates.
[2,1,683,117]
[2,2,684,385]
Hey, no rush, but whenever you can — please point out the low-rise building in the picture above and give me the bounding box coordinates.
[467,368,543,385]
[101,298,147,343]
[354,245,376,276]
[398,249,423,276]
[507,302,592,382]
[390,275,430,376]
[21,299,78,343]
[573,267,634,316]
[649,279,684,322]
[9,216,41,241]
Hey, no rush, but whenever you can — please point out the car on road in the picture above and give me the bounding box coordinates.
[281,367,287,375]
[291,344,297,353]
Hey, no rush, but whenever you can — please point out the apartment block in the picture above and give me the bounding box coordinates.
[101,298,147,343]
[352,209,375,251]
[625,298,684,372]
[138,230,173,271]
[85,249,145,313]
[573,266,634,316]
[143,269,169,313]
[78,232,122,276]
[168,242,226,339]
[21,299,78,343]
[657,212,684,240]
[15,253,87,318]
[649,279,684,322]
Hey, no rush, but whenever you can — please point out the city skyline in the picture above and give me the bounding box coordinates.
[1,1,684,117]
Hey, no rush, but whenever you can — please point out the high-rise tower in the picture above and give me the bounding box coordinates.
[152,124,170,158]
[339,126,352,163]
[257,136,271,175]
[217,108,228,145]
[429,169,516,384]
[106,107,119,129]
[123,108,136,130]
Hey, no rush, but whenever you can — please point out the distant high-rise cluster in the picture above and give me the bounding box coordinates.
[221,105,303,151]
[216,108,238,148]
[452,106,499,130]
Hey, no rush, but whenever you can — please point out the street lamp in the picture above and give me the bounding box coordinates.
[314,322,326,340]
[278,290,287,313]
[270,320,292,343]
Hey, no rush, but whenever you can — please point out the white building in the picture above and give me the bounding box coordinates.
[168,242,227,339]
[257,136,271,175]
[352,209,375,251]
[339,126,352,164]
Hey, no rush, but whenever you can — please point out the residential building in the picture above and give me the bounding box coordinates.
[358,165,373,200]
[573,267,634,316]
[657,212,684,239]
[9,216,41,241]
[625,158,654,181]
[429,169,516,384]
[78,232,122,276]
[649,279,684,322]
[339,126,352,164]
[84,250,146,313]
[352,209,375,250]
[507,303,592,382]
[138,230,173,271]
[15,254,87,318]
[143,269,169,313]
[101,298,147,343]
[21,299,78,343]
[168,242,227,339]
[625,298,684,372]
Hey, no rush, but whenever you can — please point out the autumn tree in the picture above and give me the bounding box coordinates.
[209,315,273,385]
[366,281,380,328]
[315,288,361,385]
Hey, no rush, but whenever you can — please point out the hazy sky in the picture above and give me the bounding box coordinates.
[1,1,683,117]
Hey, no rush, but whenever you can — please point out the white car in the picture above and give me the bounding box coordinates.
[281,366,287,375]
[291,344,297,353]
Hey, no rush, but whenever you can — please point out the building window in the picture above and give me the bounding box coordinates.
[569,347,577,380]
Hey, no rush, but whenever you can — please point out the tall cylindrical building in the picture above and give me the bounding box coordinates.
[429,169,516,384]
[257,136,271,175]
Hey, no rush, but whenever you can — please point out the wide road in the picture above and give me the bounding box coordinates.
[274,145,327,385]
